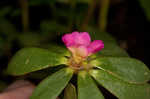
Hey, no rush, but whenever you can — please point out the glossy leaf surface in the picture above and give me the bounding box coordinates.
[91,57,150,83]
[6,47,68,75]
[30,68,73,99]
[90,69,150,99]
[78,71,104,99]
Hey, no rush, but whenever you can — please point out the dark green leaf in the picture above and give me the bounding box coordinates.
[45,44,70,57]
[6,47,68,75]
[30,68,73,99]
[97,42,129,57]
[87,28,129,57]
[78,71,104,99]
[90,57,150,83]
[90,69,150,99]
[64,83,77,99]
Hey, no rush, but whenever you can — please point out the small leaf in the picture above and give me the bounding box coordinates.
[6,47,68,75]
[30,68,73,99]
[90,70,150,99]
[90,57,150,83]
[78,71,104,99]
[64,83,77,99]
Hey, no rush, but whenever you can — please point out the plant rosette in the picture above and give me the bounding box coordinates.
[6,32,150,99]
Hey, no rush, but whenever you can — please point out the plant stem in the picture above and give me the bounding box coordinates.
[81,0,97,31]
[99,0,110,31]
[20,0,29,32]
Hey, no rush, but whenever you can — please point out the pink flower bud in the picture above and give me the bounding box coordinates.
[62,32,104,58]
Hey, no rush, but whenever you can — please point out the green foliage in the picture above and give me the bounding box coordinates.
[78,71,104,99]
[98,42,129,57]
[87,27,129,57]
[6,31,150,99]
[138,0,150,21]
[87,27,117,44]
[91,57,150,83]
[45,44,70,56]
[6,47,68,75]
[2,1,150,99]
[30,68,73,99]
[90,70,150,99]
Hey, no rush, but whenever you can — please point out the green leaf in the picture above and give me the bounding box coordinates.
[90,69,150,99]
[30,68,73,99]
[97,42,129,57]
[87,27,129,56]
[6,47,68,75]
[90,57,150,83]
[138,0,150,21]
[45,44,70,57]
[64,83,77,99]
[78,71,104,99]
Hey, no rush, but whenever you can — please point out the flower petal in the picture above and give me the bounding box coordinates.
[75,32,91,46]
[62,32,79,47]
[88,40,104,54]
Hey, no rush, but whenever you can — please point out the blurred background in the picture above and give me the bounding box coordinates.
[0,0,150,79]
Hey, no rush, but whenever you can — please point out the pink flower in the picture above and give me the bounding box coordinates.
[62,32,104,58]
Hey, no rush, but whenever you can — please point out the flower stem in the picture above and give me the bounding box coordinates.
[20,0,29,32]
[98,0,110,31]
